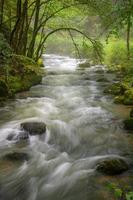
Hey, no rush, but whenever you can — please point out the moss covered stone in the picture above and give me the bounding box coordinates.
[96,158,128,175]
[114,95,124,104]
[123,89,133,105]
[104,82,129,96]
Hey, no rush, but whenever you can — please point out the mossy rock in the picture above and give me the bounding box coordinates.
[114,96,124,104]
[104,82,129,96]
[124,118,133,130]
[123,89,133,105]
[96,158,128,175]
[104,83,121,95]
[0,79,9,97]
[78,62,90,69]
[21,121,46,135]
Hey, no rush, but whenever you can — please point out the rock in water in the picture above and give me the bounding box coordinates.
[6,133,16,141]
[124,118,133,130]
[96,158,128,175]
[21,121,46,135]
[3,152,29,161]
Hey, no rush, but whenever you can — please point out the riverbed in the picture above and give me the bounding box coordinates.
[0,55,133,200]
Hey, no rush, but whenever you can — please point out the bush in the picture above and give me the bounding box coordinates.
[104,38,133,71]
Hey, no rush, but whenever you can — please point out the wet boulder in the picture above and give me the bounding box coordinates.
[3,152,29,161]
[96,158,128,175]
[6,133,16,141]
[124,118,133,130]
[21,121,46,135]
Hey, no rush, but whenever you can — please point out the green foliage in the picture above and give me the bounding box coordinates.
[81,39,103,63]
[107,183,133,200]
[104,38,133,69]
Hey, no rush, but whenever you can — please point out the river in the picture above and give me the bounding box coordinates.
[0,54,133,200]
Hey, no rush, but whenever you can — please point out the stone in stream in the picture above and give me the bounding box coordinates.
[96,77,109,82]
[3,152,29,162]
[96,158,128,175]
[6,132,29,141]
[124,118,133,130]
[78,62,90,69]
[20,121,46,135]
[6,133,16,141]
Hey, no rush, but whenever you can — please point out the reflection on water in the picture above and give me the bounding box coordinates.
[0,55,133,200]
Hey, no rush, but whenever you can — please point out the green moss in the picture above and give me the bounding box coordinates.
[9,73,42,94]
[104,83,122,95]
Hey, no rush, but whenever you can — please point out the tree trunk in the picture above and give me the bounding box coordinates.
[27,0,40,58]
[0,0,5,29]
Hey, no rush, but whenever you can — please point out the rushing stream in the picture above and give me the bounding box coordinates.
[0,55,133,200]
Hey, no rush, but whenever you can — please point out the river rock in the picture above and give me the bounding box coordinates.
[7,132,29,141]
[96,158,128,175]
[3,152,29,161]
[6,133,16,141]
[78,62,90,69]
[96,77,109,82]
[124,118,133,130]
[21,121,46,135]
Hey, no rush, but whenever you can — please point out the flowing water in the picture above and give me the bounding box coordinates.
[0,55,133,200]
